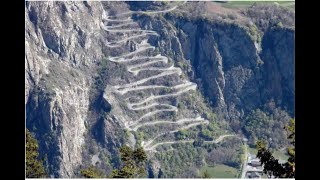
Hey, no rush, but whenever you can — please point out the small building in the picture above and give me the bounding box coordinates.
[250,160,261,167]
[248,172,261,178]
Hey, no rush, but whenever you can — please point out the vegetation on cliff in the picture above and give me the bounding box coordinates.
[256,119,295,178]
[80,145,147,178]
[26,128,47,178]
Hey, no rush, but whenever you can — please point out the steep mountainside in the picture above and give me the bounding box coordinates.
[25,1,105,177]
[25,1,294,178]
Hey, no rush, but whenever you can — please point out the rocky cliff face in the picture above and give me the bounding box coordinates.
[260,27,294,115]
[25,1,106,177]
[25,1,294,178]
[137,3,294,123]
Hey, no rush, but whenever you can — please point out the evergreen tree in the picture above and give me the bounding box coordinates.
[110,145,147,178]
[26,128,47,178]
[80,166,105,178]
[80,145,147,178]
[256,119,295,178]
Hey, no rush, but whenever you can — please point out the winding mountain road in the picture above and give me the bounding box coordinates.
[130,116,206,131]
[145,134,236,151]
[101,3,234,152]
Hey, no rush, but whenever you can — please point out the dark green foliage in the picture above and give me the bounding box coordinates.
[174,129,190,140]
[80,145,147,178]
[244,3,295,31]
[119,145,133,163]
[200,129,213,140]
[26,128,47,178]
[153,138,242,178]
[206,138,242,168]
[110,145,147,178]
[133,147,148,164]
[193,138,204,147]
[243,108,290,149]
[256,119,295,178]
[154,143,201,177]
[80,166,105,178]
[94,57,109,92]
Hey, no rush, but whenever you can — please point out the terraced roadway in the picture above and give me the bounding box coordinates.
[101,4,227,151]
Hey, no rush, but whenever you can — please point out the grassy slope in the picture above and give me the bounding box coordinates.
[200,164,239,178]
[219,1,295,10]
[272,150,289,161]
[249,147,289,161]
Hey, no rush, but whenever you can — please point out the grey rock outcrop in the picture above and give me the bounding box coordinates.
[25,1,105,177]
